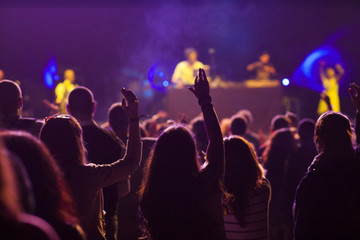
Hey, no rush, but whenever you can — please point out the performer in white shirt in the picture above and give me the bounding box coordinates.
[172,48,205,88]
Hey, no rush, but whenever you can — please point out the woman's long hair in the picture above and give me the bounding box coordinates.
[262,128,297,176]
[312,111,354,170]
[1,131,79,225]
[138,125,200,237]
[40,115,86,174]
[224,136,265,226]
[0,139,20,221]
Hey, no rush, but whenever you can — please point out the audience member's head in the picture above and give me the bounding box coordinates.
[270,114,290,132]
[224,135,264,191]
[67,87,95,121]
[237,109,254,126]
[140,125,199,195]
[230,116,248,136]
[0,69,4,80]
[190,117,208,154]
[224,136,265,226]
[220,118,231,137]
[1,131,78,225]
[40,115,85,172]
[285,111,299,128]
[297,118,315,143]
[108,103,129,137]
[315,111,353,160]
[262,128,297,167]
[64,69,76,83]
[0,80,22,115]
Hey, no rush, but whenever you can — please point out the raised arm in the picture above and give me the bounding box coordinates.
[89,88,142,188]
[335,63,344,82]
[120,88,142,172]
[189,68,224,180]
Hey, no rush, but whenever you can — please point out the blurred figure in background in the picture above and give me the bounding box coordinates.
[238,109,260,154]
[55,69,77,114]
[262,129,298,240]
[0,80,42,136]
[293,119,317,182]
[223,136,271,240]
[317,61,344,115]
[247,52,276,80]
[172,48,205,88]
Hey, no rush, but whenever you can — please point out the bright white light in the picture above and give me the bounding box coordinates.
[282,78,290,86]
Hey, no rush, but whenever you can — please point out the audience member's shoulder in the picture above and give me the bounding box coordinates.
[11,213,60,240]
[142,137,157,146]
[295,169,318,199]
[17,117,43,136]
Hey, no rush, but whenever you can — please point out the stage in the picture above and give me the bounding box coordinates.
[163,81,283,132]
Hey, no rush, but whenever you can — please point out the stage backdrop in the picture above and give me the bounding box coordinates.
[163,85,283,132]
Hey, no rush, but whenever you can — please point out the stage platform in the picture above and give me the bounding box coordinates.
[163,81,283,132]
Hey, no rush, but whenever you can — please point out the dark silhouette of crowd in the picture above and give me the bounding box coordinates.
[1,69,360,240]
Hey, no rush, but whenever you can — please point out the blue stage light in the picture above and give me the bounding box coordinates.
[292,45,342,92]
[43,57,58,88]
[163,80,169,87]
[158,71,165,78]
[282,78,290,86]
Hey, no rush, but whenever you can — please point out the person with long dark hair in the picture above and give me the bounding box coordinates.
[139,68,225,240]
[293,83,360,239]
[40,88,142,240]
[0,139,61,240]
[262,128,297,240]
[223,136,271,240]
[1,131,84,240]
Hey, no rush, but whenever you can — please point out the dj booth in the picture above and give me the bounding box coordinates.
[163,80,283,132]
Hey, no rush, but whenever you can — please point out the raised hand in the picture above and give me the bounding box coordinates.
[349,83,360,112]
[121,88,139,119]
[188,68,210,100]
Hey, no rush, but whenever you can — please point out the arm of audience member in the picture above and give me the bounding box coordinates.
[335,63,344,82]
[88,88,142,188]
[189,68,224,180]
[120,88,142,172]
[349,83,360,146]
[320,92,332,111]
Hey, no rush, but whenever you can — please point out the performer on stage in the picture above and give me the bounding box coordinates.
[55,69,77,114]
[317,61,344,115]
[246,52,276,80]
[172,48,204,88]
